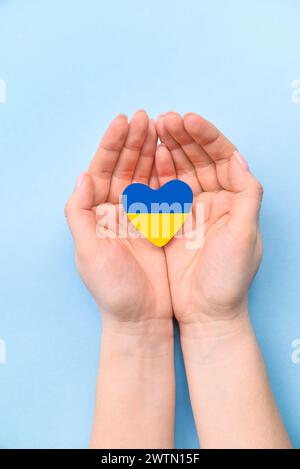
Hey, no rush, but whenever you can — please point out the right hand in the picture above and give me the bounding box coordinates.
[155,112,263,327]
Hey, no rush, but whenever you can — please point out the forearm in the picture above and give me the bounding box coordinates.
[90,317,175,449]
[180,312,291,449]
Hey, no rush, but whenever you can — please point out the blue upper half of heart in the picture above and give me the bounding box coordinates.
[122,180,193,214]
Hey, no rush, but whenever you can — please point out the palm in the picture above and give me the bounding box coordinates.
[89,211,170,321]
[166,191,260,321]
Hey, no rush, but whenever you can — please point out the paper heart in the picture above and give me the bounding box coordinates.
[122,180,193,247]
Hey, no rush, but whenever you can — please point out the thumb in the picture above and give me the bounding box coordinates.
[65,172,98,255]
[229,151,263,235]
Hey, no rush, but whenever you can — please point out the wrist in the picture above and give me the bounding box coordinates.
[179,310,257,365]
[100,316,174,358]
[178,299,251,338]
[179,308,251,339]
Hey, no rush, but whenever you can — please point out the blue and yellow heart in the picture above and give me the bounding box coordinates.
[122,180,193,247]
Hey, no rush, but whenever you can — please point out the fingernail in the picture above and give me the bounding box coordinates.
[116,113,128,120]
[234,150,249,170]
[75,172,86,190]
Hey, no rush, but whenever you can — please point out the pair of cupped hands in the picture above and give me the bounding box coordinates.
[65,111,263,335]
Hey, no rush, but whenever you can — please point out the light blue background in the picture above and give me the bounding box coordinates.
[0,0,299,449]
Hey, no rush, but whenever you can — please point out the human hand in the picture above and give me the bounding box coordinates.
[65,111,172,331]
[155,112,263,328]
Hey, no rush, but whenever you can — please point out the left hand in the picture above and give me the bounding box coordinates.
[65,111,172,328]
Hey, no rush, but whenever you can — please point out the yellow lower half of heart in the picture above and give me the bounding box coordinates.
[127,213,189,247]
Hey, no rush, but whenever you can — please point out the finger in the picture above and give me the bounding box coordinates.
[132,119,157,184]
[183,113,236,161]
[108,110,149,203]
[65,173,98,257]
[183,113,237,190]
[149,165,160,189]
[228,151,263,235]
[164,112,221,192]
[156,114,201,197]
[88,114,129,204]
[155,143,176,187]
[156,114,179,149]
